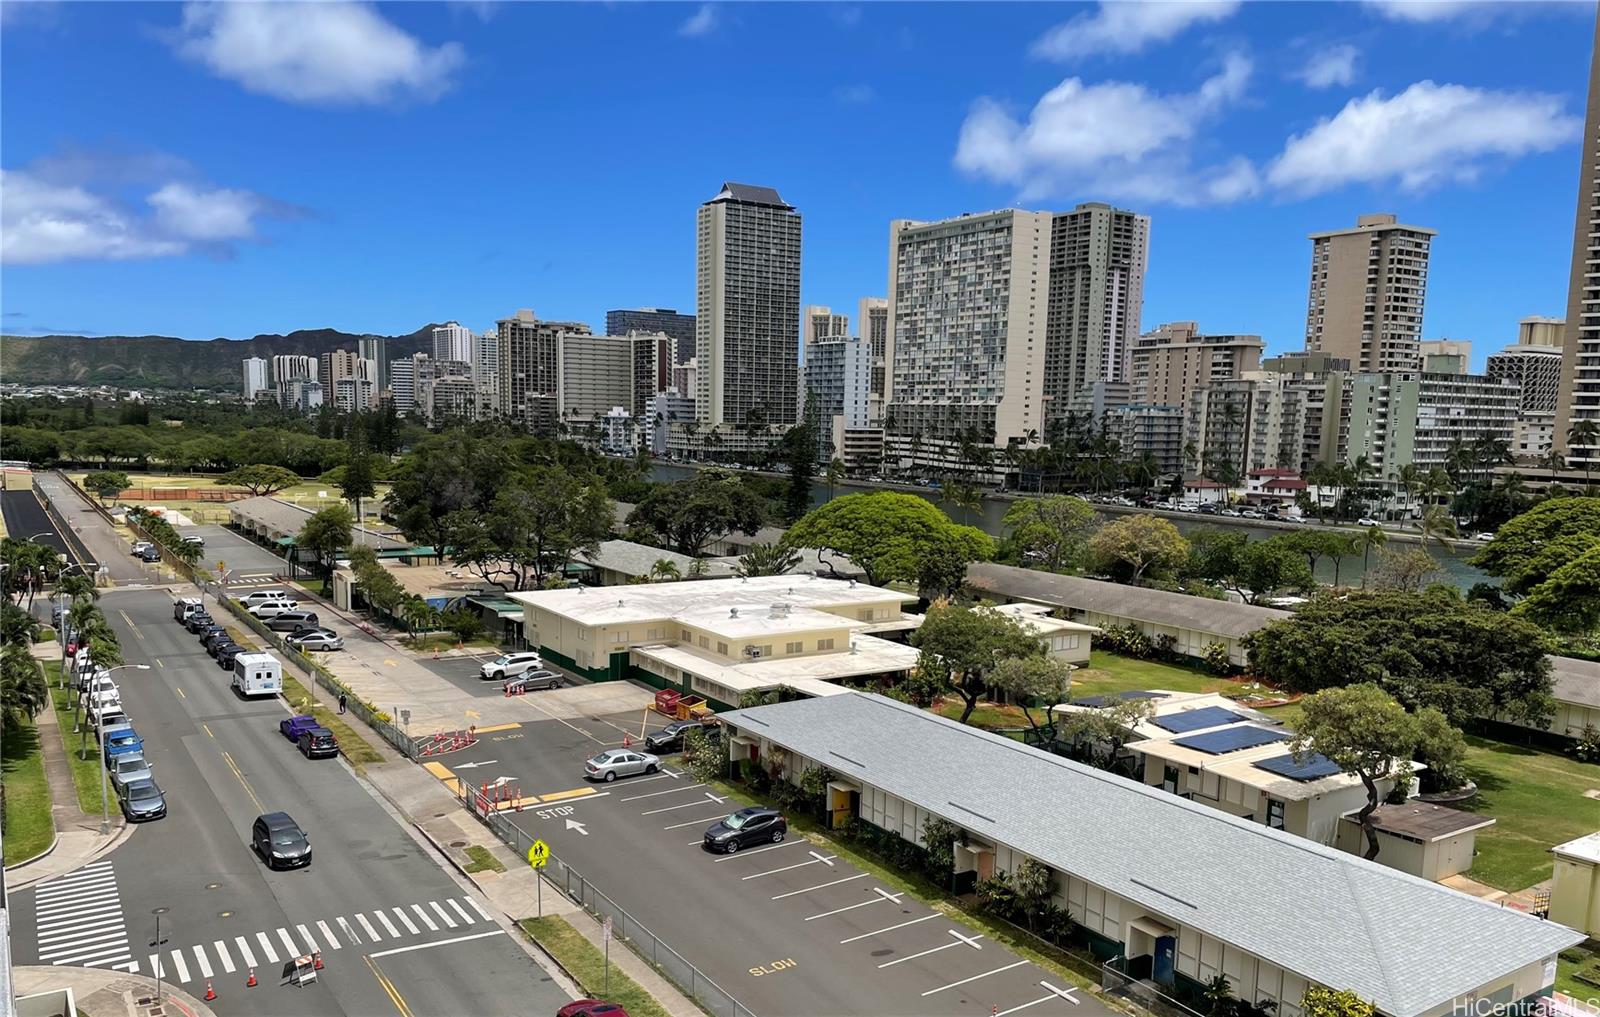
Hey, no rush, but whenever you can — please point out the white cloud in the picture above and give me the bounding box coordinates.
[1295,43,1359,89]
[0,150,302,265]
[1363,0,1494,22]
[1267,81,1580,194]
[172,2,464,106]
[678,4,717,38]
[954,53,1258,205]
[1031,0,1240,60]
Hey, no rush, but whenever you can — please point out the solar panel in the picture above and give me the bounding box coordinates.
[1174,726,1289,755]
[1253,753,1344,781]
[1151,706,1244,734]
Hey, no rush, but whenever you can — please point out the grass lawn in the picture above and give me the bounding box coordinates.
[1450,736,1600,892]
[406,633,499,653]
[1558,942,1600,998]
[45,663,111,814]
[2,716,54,865]
[463,844,506,874]
[520,917,673,1017]
[1071,650,1243,699]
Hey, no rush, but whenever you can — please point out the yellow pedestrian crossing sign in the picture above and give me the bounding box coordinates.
[527,840,550,869]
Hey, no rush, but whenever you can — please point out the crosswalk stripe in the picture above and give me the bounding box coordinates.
[374,910,400,938]
[35,877,116,899]
[111,960,139,973]
[467,897,493,921]
[38,918,125,943]
[41,929,127,955]
[170,950,192,984]
[193,945,213,979]
[392,907,420,935]
[429,901,458,929]
[447,899,474,924]
[357,913,381,941]
[411,904,439,932]
[78,952,135,969]
[235,937,258,968]
[214,940,236,973]
[36,897,124,923]
[148,955,165,979]
[317,920,341,950]
[276,928,298,958]
[339,916,364,946]
[296,924,318,953]
[255,931,279,965]
[47,937,132,964]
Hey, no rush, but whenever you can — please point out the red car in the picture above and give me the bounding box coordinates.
[557,1002,628,1017]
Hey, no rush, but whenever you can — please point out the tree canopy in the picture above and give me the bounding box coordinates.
[447,467,613,590]
[81,470,131,502]
[1246,587,1553,727]
[1088,514,1188,584]
[785,492,993,590]
[1475,498,1600,636]
[1001,495,1099,573]
[910,601,1042,724]
[220,463,304,497]
[1185,530,1314,604]
[297,504,353,593]
[626,470,768,557]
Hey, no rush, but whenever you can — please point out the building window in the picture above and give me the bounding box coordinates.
[716,641,728,656]
[786,641,803,654]
[1267,799,1285,830]
[818,638,835,651]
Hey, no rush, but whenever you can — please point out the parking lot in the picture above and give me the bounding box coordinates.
[428,706,1105,1017]
[178,524,289,580]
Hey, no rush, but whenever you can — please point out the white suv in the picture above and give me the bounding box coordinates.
[479,651,543,681]
[248,599,300,619]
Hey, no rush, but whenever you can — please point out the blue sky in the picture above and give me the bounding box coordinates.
[1,0,1595,370]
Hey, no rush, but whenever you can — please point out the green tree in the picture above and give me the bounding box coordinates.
[219,463,304,497]
[340,434,378,523]
[385,430,517,554]
[990,654,1074,747]
[399,596,442,642]
[1002,495,1098,574]
[1,643,49,728]
[648,559,682,582]
[736,542,801,578]
[785,492,994,589]
[1417,505,1458,550]
[1567,418,1599,486]
[1246,587,1553,727]
[627,470,768,557]
[1511,541,1600,635]
[911,601,1042,724]
[1056,696,1155,772]
[449,467,613,590]
[1473,497,1600,596]
[1356,525,1387,588]
[81,470,131,503]
[778,406,820,523]
[1367,547,1444,593]
[825,457,845,501]
[1300,988,1375,1017]
[297,504,354,594]
[1088,514,1189,584]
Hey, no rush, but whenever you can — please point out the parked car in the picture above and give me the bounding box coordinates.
[120,779,167,822]
[266,610,319,632]
[184,611,215,634]
[101,726,143,765]
[584,748,659,782]
[248,599,299,619]
[217,644,247,669]
[280,715,321,741]
[93,709,130,740]
[131,541,156,558]
[298,728,338,759]
[503,669,561,693]
[557,1002,630,1017]
[702,807,787,854]
[251,812,311,869]
[200,626,230,651]
[136,545,161,562]
[286,630,343,652]
[207,635,240,659]
[173,597,203,624]
[1475,531,1495,541]
[181,534,205,547]
[1357,517,1381,527]
[110,754,153,796]
[644,719,714,754]
[479,651,543,681]
[238,590,291,607]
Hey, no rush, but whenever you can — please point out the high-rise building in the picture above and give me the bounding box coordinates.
[1419,339,1471,375]
[1185,374,1309,481]
[389,353,429,416]
[1043,202,1150,414]
[672,358,697,401]
[1337,367,1519,479]
[1261,351,1351,472]
[319,350,372,393]
[270,355,318,411]
[334,376,377,414]
[498,309,591,435]
[802,305,850,346]
[242,357,269,403]
[805,335,873,462]
[1305,213,1435,374]
[358,335,388,396]
[1490,318,1564,461]
[606,308,697,366]
[1105,404,1187,476]
[288,379,323,414]
[858,297,889,407]
[432,322,473,364]
[557,332,666,424]
[1558,23,1600,468]
[885,209,1053,472]
[695,182,802,429]
[474,330,501,416]
[419,360,477,423]
[1130,321,1264,409]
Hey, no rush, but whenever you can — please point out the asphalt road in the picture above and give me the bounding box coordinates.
[11,588,569,1017]
[30,473,147,583]
[179,525,288,580]
[432,710,1109,1017]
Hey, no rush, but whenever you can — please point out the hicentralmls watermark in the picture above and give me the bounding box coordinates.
[1452,997,1598,1017]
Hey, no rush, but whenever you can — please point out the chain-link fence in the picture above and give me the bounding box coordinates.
[463,785,758,1017]
[1100,960,1205,1017]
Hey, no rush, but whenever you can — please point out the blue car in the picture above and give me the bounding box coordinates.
[101,726,143,767]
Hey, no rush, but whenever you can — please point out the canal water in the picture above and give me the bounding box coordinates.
[645,462,1492,590]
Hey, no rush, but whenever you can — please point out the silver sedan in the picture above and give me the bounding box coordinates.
[111,754,153,796]
[584,748,660,782]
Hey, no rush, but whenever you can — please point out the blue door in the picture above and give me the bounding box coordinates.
[1153,936,1176,986]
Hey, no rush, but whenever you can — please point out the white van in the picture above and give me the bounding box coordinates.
[174,597,203,623]
[232,653,283,697]
[238,590,291,607]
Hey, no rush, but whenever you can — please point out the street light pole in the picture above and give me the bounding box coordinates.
[95,663,152,835]
[150,907,170,1005]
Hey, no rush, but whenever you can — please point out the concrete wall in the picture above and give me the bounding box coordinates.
[1551,855,1600,936]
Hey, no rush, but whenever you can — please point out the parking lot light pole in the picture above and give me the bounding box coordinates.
[97,663,152,834]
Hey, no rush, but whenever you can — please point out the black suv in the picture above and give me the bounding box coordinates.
[298,727,338,760]
[252,812,311,869]
[645,719,714,754]
[184,611,215,633]
[217,644,247,669]
[703,807,786,854]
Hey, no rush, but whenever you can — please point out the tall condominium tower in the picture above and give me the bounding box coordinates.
[606,308,696,366]
[858,297,889,402]
[241,357,269,403]
[1130,321,1264,409]
[695,182,802,428]
[358,335,388,395]
[498,309,592,435]
[432,322,473,364]
[1044,202,1150,414]
[1305,213,1435,373]
[1490,317,1565,414]
[802,305,850,346]
[1558,16,1600,467]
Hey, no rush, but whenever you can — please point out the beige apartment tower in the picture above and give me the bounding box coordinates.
[1131,321,1264,409]
[802,305,850,346]
[1305,213,1435,374]
[1044,202,1150,415]
[498,309,592,435]
[1558,14,1600,467]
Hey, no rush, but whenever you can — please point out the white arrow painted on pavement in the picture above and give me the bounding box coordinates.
[454,760,499,769]
[565,819,590,836]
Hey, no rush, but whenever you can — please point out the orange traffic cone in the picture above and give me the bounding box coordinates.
[204,981,217,1001]
[313,950,324,971]
[623,733,632,748]
[246,968,257,988]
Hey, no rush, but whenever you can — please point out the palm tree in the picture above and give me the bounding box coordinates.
[1182,441,1200,478]
[1568,419,1599,486]
[1419,505,1459,549]
[648,559,682,582]
[825,458,845,501]
[950,482,982,525]
[1358,524,1387,589]
[1396,463,1422,522]
[1,642,49,728]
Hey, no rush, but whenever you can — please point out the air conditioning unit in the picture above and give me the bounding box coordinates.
[744,645,762,659]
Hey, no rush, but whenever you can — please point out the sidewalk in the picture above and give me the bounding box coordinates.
[13,965,218,1017]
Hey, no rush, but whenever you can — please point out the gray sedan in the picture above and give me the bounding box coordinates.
[287,630,344,651]
[583,748,660,782]
[111,754,153,796]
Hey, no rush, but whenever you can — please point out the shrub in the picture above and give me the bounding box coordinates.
[681,728,724,783]
[441,607,484,642]
[921,817,960,880]
[1202,641,1235,675]
[1573,725,1600,765]
[974,871,1021,923]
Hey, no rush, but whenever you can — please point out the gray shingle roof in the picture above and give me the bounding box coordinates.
[227,496,408,550]
[577,540,736,579]
[1550,655,1600,710]
[967,562,1290,639]
[722,692,1581,1017]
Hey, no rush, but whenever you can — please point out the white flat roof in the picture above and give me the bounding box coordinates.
[1552,831,1600,865]
[992,602,1101,637]
[678,605,868,641]
[513,573,912,628]
[634,635,918,694]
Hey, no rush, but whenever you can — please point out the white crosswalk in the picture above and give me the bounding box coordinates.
[118,895,493,984]
[31,862,136,970]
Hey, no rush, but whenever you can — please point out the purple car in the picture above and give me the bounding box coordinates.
[279,715,320,741]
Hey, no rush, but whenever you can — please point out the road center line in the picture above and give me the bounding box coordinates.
[740,855,838,881]
[619,783,706,802]
[367,929,506,959]
[839,913,941,943]
[771,873,869,900]
[919,960,1029,997]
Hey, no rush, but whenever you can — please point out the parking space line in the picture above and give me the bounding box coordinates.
[919,960,1028,997]
[665,815,720,830]
[740,854,837,881]
[640,792,726,816]
[771,873,869,900]
[803,886,904,922]
[620,783,705,802]
[624,771,682,785]
[839,913,940,944]
[875,930,984,969]
[711,839,804,862]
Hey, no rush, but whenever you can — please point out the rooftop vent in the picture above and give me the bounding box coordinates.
[730,607,739,618]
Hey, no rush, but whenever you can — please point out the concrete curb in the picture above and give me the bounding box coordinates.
[3,828,60,873]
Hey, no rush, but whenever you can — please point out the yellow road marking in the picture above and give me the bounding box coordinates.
[536,786,597,803]
[384,659,399,667]
[221,751,264,813]
[364,955,416,1017]
[422,761,456,781]
[174,687,185,700]
[154,658,164,668]
[118,610,144,641]
[493,796,539,812]
[472,722,521,734]
[464,709,481,720]
[202,723,214,739]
